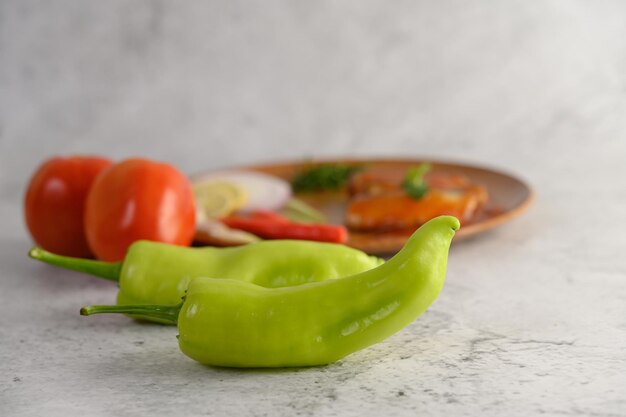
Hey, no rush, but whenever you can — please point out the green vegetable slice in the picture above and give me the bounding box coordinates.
[281,198,326,223]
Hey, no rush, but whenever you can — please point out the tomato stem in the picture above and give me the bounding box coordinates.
[29,247,121,282]
[80,303,181,325]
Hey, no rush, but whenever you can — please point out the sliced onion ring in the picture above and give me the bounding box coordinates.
[192,170,292,212]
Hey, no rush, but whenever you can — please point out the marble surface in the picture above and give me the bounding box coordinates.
[1,1,626,416]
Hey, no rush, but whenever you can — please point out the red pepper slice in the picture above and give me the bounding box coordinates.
[222,212,348,244]
[245,210,291,223]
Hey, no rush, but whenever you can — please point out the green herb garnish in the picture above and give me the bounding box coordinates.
[402,163,432,199]
[292,164,363,193]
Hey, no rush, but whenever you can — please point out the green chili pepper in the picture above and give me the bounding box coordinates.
[80,216,459,367]
[29,240,383,324]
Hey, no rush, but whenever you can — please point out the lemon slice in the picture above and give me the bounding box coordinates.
[192,170,292,211]
[193,181,247,220]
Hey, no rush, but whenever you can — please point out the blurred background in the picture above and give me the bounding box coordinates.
[1,0,625,200]
[2,4,626,414]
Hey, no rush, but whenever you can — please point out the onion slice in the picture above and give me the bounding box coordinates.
[195,218,260,246]
[192,170,292,212]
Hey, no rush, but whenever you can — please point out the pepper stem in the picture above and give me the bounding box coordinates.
[80,303,182,325]
[28,247,121,282]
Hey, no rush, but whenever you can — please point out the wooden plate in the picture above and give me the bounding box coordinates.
[194,158,534,254]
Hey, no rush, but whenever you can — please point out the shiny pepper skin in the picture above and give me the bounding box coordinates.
[81,216,459,367]
[30,239,384,324]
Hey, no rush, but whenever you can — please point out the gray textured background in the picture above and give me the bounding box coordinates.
[2,0,625,195]
[1,2,626,416]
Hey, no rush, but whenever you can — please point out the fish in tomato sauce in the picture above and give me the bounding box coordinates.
[345,170,488,231]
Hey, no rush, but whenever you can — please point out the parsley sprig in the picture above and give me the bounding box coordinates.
[292,164,363,193]
[402,163,432,199]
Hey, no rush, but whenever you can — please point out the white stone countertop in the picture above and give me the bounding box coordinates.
[1,2,625,416]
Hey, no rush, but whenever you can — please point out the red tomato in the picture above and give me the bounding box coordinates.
[84,158,196,261]
[24,156,113,257]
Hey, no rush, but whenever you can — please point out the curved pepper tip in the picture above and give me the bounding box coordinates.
[441,215,461,232]
[425,215,460,233]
